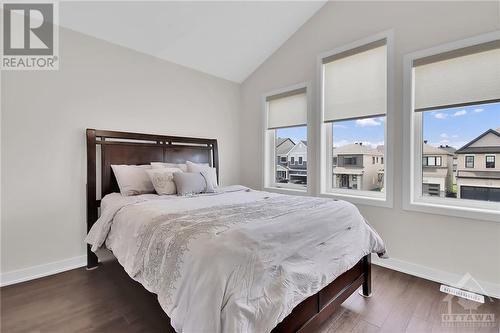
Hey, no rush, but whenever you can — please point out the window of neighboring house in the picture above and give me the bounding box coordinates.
[423,156,442,167]
[486,155,495,168]
[265,86,308,190]
[404,32,500,221]
[465,156,474,168]
[298,157,303,165]
[381,157,384,164]
[321,36,389,203]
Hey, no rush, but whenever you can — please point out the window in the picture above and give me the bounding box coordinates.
[264,85,308,190]
[321,35,389,204]
[486,155,495,168]
[404,32,500,221]
[423,156,442,167]
[465,156,475,168]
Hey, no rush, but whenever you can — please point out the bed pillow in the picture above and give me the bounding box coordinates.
[145,167,183,195]
[173,172,215,196]
[186,161,218,188]
[111,164,155,196]
[150,162,188,172]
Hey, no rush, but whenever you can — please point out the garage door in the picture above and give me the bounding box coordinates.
[460,186,500,202]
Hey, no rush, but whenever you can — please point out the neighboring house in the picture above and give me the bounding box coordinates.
[422,142,454,197]
[275,138,307,184]
[455,128,500,202]
[288,140,307,184]
[439,145,458,185]
[275,138,295,181]
[332,143,384,191]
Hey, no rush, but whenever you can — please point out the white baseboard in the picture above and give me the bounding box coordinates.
[0,255,86,287]
[372,255,500,299]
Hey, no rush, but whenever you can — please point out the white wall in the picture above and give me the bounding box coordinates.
[240,1,500,293]
[1,27,240,281]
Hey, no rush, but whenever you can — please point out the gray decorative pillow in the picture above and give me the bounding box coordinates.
[173,172,215,196]
[186,161,218,188]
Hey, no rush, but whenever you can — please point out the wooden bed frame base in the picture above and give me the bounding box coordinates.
[86,129,372,333]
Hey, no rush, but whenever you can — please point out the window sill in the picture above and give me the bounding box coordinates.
[403,198,500,223]
[319,190,392,208]
[264,186,309,196]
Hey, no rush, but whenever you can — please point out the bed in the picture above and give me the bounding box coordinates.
[85,129,386,333]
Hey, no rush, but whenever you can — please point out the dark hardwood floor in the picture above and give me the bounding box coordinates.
[1,260,499,333]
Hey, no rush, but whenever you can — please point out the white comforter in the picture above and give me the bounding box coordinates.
[86,186,386,333]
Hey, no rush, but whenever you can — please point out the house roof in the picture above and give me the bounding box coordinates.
[276,137,295,155]
[333,143,383,155]
[423,143,454,156]
[456,129,500,154]
[438,145,457,154]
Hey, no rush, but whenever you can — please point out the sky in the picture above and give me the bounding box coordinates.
[277,101,500,150]
[423,102,500,149]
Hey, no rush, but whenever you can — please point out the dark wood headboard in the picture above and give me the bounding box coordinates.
[85,129,218,268]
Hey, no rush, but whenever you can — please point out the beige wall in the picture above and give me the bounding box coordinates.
[240,1,500,287]
[362,154,383,191]
[457,153,499,171]
[1,27,241,275]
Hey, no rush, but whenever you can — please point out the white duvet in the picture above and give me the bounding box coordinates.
[86,186,386,333]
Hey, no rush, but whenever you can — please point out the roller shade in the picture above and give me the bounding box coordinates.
[323,41,387,122]
[267,88,307,129]
[414,41,500,111]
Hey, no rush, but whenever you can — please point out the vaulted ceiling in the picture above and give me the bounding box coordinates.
[60,1,326,82]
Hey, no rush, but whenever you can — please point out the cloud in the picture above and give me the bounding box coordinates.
[355,118,382,127]
[332,124,347,129]
[452,134,459,138]
[453,110,467,117]
[473,108,484,113]
[440,133,449,138]
[440,139,450,144]
[434,113,447,119]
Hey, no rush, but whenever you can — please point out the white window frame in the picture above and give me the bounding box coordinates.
[402,30,500,222]
[317,30,394,208]
[262,82,312,194]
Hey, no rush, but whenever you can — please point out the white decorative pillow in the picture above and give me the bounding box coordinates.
[150,162,188,172]
[146,167,183,195]
[186,161,218,188]
[111,165,154,196]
